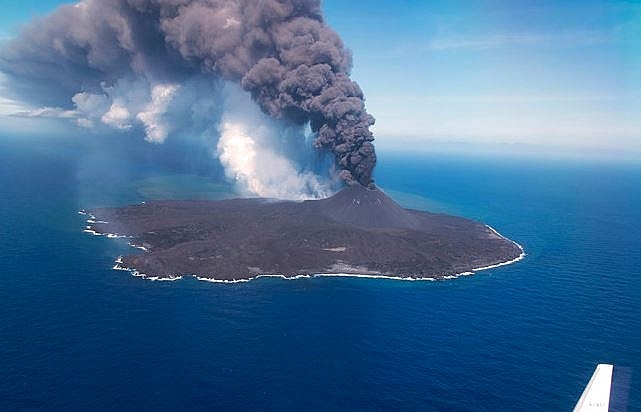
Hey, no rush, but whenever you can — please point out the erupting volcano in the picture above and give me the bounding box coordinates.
[1,0,376,190]
[2,0,524,281]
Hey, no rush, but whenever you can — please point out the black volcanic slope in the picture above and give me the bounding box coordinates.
[86,185,523,280]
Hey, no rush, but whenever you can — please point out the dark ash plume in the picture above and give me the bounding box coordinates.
[0,0,376,187]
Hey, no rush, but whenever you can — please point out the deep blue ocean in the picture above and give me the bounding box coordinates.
[1,135,640,411]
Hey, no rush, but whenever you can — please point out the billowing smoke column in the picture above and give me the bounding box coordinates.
[0,0,376,188]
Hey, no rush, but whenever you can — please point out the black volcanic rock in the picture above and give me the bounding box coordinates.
[86,186,523,280]
[313,184,420,229]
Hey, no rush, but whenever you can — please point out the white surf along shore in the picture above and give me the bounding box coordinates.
[80,210,525,284]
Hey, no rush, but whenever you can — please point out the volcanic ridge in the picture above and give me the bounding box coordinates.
[84,185,523,281]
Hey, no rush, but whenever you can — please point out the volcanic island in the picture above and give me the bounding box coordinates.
[82,184,524,281]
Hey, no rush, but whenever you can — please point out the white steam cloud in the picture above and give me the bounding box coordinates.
[137,84,180,142]
[217,85,332,200]
[15,78,179,142]
[218,120,330,200]
[10,77,333,199]
[101,101,132,130]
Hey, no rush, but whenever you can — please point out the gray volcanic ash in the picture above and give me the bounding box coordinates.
[0,0,376,188]
[314,184,420,230]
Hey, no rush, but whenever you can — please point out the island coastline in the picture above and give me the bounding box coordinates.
[80,186,525,283]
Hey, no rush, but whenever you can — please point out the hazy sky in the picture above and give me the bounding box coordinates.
[1,0,640,156]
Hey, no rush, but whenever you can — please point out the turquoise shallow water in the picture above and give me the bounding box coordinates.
[1,136,640,411]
